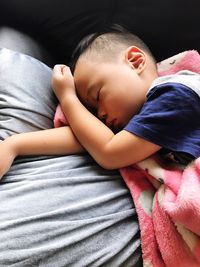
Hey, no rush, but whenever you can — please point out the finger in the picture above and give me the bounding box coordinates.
[60,65,68,74]
[53,64,66,75]
[61,66,72,77]
[53,64,66,70]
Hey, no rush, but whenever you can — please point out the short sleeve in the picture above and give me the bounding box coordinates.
[124,83,200,157]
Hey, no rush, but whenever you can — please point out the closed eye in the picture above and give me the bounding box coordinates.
[96,88,101,101]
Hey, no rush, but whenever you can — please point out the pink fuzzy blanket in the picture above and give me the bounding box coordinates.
[121,156,200,267]
[54,50,200,266]
[121,50,200,267]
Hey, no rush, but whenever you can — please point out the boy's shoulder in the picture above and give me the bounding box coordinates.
[148,70,200,96]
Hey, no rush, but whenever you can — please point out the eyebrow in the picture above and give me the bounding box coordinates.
[86,86,94,102]
[85,85,98,112]
[87,86,93,97]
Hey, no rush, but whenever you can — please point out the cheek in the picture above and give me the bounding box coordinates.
[115,91,136,110]
[118,100,137,120]
[106,94,136,119]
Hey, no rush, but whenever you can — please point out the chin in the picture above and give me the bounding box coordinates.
[112,127,120,133]
[112,124,123,133]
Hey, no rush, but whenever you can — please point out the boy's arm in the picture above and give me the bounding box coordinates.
[0,126,84,178]
[52,65,161,169]
[60,97,160,169]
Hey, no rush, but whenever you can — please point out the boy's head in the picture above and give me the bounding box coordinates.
[71,25,158,130]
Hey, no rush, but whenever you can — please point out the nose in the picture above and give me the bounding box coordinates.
[98,110,107,122]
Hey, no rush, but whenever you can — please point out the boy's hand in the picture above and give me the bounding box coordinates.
[52,65,76,101]
[0,139,17,180]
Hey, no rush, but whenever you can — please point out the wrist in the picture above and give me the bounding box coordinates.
[60,93,79,106]
[5,135,20,157]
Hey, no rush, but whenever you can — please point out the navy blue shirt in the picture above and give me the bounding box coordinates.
[124,71,200,164]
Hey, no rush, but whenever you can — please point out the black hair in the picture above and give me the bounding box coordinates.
[70,24,154,73]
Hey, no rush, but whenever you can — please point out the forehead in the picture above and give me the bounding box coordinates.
[73,59,99,104]
[73,53,125,103]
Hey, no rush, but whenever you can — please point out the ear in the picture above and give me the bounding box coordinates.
[125,46,146,74]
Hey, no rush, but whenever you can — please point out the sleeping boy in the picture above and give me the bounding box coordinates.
[1,25,200,178]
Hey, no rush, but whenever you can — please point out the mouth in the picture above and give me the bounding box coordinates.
[107,118,118,128]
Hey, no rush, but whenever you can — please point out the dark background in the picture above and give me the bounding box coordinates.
[0,0,199,63]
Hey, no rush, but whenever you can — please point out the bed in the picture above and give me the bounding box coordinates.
[0,1,200,266]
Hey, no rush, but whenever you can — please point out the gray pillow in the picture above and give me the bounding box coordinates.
[0,48,142,266]
[0,47,57,140]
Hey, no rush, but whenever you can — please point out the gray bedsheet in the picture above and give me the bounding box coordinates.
[0,154,142,266]
[0,46,142,266]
